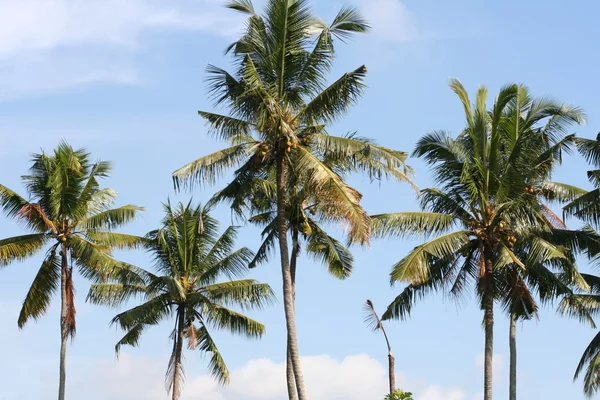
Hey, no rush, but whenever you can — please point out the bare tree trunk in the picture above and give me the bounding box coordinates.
[172,308,185,400]
[276,158,308,400]
[286,230,299,400]
[509,313,517,400]
[484,258,494,400]
[388,353,395,396]
[58,244,68,400]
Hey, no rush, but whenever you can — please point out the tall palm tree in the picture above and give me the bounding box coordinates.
[0,141,143,400]
[491,87,587,400]
[559,133,600,396]
[87,201,274,400]
[212,168,357,398]
[371,81,585,400]
[172,1,411,398]
[364,299,395,397]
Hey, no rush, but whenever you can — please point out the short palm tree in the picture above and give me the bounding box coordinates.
[172,1,411,398]
[372,81,585,400]
[0,141,143,400]
[87,201,274,400]
[364,300,395,397]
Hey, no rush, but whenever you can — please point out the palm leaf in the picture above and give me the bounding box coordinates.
[0,234,48,266]
[390,231,470,284]
[195,325,230,385]
[298,65,367,124]
[17,251,61,328]
[201,280,275,310]
[79,205,144,231]
[370,212,455,239]
[172,143,255,189]
[306,226,353,279]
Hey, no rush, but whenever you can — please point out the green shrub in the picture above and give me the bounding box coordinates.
[385,389,414,400]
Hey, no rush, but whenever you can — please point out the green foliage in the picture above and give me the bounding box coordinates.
[0,141,143,330]
[173,0,413,245]
[374,81,585,322]
[385,389,414,400]
[88,201,275,399]
[559,133,600,397]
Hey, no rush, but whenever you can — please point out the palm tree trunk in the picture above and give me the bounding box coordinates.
[58,243,68,400]
[388,353,395,396]
[172,308,185,400]
[286,230,299,400]
[484,258,494,400]
[276,158,308,400]
[509,313,517,400]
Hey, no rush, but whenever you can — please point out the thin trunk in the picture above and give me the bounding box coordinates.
[58,243,68,400]
[276,158,308,400]
[484,258,494,400]
[286,230,299,400]
[509,313,517,400]
[172,308,185,400]
[388,353,395,396]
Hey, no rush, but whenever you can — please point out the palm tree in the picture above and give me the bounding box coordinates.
[364,300,395,397]
[558,133,600,396]
[87,201,274,400]
[371,81,585,400]
[172,1,411,398]
[212,168,357,398]
[0,141,143,400]
[490,87,587,400]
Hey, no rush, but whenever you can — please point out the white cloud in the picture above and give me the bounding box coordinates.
[359,0,417,42]
[61,353,464,400]
[418,385,466,400]
[0,0,243,98]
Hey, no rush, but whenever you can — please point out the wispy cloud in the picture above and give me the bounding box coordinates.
[0,0,243,99]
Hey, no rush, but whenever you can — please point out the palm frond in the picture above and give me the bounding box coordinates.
[295,145,369,244]
[203,303,265,338]
[195,325,230,385]
[199,111,253,142]
[370,212,455,239]
[115,323,146,355]
[79,205,144,231]
[202,280,275,310]
[329,5,370,40]
[111,294,173,331]
[575,330,600,397]
[172,143,255,189]
[390,231,470,284]
[0,184,29,219]
[306,226,353,279]
[298,65,367,124]
[226,0,256,15]
[17,252,61,328]
[87,283,148,308]
[0,234,48,266]
[86,232,147,250]
[363,299,384,331]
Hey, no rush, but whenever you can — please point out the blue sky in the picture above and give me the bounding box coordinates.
[0,0,599,399]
